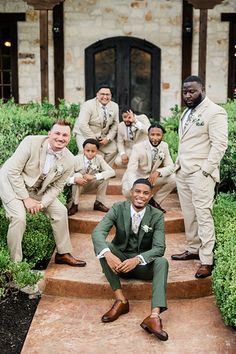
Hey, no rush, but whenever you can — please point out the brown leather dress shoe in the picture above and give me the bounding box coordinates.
[67,203,78,216]
[195,264,213,279]
[140,315,168,341]
[93,200,109,212]
[148,198,166,213]
[55,253,86,267]
[171,250,199,261]
[101,299,129,323]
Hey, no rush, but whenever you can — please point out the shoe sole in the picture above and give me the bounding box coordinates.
[55,261,86,267]
[140,323,168,341]
[101,309,129,323]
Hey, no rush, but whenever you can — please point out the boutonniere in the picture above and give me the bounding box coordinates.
[189,113,205,127]
[158,151,165,161]
[141,225,152,233]
[108,110,113,118]
[55,164,64,174]
[90,163,99,172]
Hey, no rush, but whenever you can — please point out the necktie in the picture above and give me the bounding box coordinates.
[132,213,140,234]
[128,126,134,140]
[152,147,159,165]
[183,109,193,131]
[102,105,107,128]
[86,160,92,173]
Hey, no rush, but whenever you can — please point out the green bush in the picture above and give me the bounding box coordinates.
[212,192,236,327]
[162,105,180,162]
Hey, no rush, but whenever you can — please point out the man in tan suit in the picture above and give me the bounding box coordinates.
[115,107,150,167]
[67,138,115,215]
[73,85,119,165]
[0,120,86,267]
[122,124,176,213]
[172,75,228,278]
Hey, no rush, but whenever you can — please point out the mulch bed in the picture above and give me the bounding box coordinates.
[0,290,40,354]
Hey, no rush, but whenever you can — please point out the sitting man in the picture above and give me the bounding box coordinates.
[0,120,86,267]
[114,107,150,167]
[73,85,119,165]
[122,124,176,213]
[67,138,115,215]
[92,178,169,341]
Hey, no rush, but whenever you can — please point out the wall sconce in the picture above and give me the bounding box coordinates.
[183,17,193,36]
[52,21,61,36]
[4,41,11,47]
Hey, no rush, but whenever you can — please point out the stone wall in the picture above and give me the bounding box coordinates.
[1,0,235,118]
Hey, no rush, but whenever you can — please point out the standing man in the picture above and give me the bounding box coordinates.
[172,75,228,278]
[122,124,176,213]
[115,107,150,167]
[0,120,86,267]
[73,85,119,165]
[92,178,169,341]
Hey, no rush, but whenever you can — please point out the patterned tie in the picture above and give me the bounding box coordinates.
[102,105,108,128]
[183,109,193,130]
[152,147,159,166]
[86,160,92,173]
[128,126,134,140]
[132,213,140,234]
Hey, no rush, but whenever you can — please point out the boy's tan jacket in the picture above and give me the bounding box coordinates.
[0,136,74,207]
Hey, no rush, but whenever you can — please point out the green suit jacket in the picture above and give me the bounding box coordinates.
[92,200,165,263]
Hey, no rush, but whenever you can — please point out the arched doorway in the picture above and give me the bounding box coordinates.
[85,36,161,120]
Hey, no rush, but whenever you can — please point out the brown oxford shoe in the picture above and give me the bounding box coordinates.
[195,264,213,279]
[93,200,109,212]
[101,299,129,323]
[171,250,200,261]
[55,253,86,267]
[67,203,78,216]
[148,198,166,213]
[140,315,168,341]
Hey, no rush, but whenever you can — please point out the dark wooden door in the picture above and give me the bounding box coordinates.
[85,36,161,120]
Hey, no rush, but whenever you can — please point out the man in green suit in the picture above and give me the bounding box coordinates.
[92,178,169,341]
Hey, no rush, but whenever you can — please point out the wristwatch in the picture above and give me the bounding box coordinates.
[202,170,209,177]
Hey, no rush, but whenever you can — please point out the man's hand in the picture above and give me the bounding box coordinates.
[116,257,140,273]
[127,110,136,123]
[23,197,42,214]
[83,174,95,182]
[99,138,109,146]
[104,251,122,274]
[148,171,160,186]
[121,154,129,165]
[75,176,88,186]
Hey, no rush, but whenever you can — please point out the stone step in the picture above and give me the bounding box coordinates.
[21,295,236,354]
[69,193,185,234]
[43,232,212,300]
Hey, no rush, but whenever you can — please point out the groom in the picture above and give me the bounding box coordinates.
[92,178,169,341]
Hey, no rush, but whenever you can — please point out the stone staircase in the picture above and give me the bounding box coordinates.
[21,169,236,354]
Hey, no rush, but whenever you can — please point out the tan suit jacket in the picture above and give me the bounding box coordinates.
[0,136,75,207]
[71,153,115,180]
[73,97,119,154]
[122,140,174,187]
[175,96,228,182]
[117,114,150,156]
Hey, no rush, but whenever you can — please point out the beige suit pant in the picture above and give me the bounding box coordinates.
[72,179,108,205]
[176,170,216,265]
[3,197,73,262]
[75,134,117,166]
[122,173,176,204]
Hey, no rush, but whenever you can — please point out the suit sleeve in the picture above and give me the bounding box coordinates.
[76,102,97,139]
[92,206,117,255]
[156,143,175,177]
[98,156,116,180]
[124,148,141,186]
[140,212,166,263]
[117,124,126,155]
[7,136,33,200]
[201,107,228,175]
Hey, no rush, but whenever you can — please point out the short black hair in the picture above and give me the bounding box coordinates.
[148,123,166,134]
[132,178,152,189]
[96,84,112,94]
[183,75,204,87]
[121,106,132,114]
[82,138,99,149]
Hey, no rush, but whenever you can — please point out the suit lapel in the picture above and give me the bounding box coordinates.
[39,139,49,172]
[124,201,131,242]
[138,207,151,249]
[144,141,152,171]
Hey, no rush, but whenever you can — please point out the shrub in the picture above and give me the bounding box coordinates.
[162,104,180,162]
[212,192,236,327]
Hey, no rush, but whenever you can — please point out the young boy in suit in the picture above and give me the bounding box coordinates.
[67,138,115,215]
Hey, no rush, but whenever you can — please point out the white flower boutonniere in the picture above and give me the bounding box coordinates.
[158,151,165,161]
[141,225,152,233]
[108,110,113,118]
[55,164,64,174]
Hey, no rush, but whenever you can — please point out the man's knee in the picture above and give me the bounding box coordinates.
[10,211,26,228]
[167,174,176,188]
[153,257,169,271]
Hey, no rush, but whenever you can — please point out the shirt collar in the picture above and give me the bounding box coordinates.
[130,204,146,219]
[47,144,64,159]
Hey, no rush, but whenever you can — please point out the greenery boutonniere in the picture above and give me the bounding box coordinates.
[141,225,152,233]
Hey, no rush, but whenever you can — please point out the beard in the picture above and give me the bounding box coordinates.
[149,140,161,147]
[185,93,203,108]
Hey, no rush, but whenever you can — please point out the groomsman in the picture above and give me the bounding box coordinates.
[92,178,169,341]
[115,107,150,167]
[67,138,115,215]
[172,75,228,278]
[122,124,176,213]
[73,85,119,165]
[0,120,86,267]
